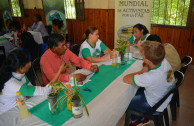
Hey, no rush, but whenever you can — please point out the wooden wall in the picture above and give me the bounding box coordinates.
[151,26,194,63]
[66,9,115,49]
[5,9,194,64]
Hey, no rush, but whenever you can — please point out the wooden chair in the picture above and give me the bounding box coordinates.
[31,57,44,86]
[124,71,184,126]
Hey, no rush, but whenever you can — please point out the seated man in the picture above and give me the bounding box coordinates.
[40,33,98,85]
[123,41,175,126]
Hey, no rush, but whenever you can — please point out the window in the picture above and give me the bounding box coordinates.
[152,0,191,26]
[64,0,85,20]
[9,0,24,17]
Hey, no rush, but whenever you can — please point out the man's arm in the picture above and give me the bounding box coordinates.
[40,57,69,83]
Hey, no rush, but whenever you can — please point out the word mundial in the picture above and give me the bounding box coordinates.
[119,0,149,7]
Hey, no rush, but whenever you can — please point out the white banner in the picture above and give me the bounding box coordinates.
[115,0,153,47]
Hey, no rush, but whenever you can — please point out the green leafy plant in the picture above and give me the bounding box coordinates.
[115,40,127,54]
[49,81,65,96]
[52,74,89,116]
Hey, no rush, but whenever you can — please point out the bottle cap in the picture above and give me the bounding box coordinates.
[66,84,71,88]
[113,49,115,51]
[16,91,21,95]
[127,41,129,43]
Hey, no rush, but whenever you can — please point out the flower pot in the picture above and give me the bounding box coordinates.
[48,93,58,114]
[72,96,83,118]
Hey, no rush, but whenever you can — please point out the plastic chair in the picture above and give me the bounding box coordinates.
[124,71,184,126]
[170,56,192,120]
[0,46,6,67]
[31,57,44,86]
[179,56,192,74]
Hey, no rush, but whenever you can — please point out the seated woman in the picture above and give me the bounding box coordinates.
[79,26,111,63]
[28,14,49,43]
[20,32,39,61]
[51,19,68,41]
[128,23,150,44]
[0,49,66,115]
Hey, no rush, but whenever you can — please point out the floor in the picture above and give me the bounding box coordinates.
[116,65,194,126]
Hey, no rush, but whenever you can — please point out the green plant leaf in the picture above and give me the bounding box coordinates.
[79,95,89,116]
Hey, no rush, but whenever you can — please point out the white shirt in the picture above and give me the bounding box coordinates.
[134,59,175,112]
[0,72,52,115]
[29,21,49,37]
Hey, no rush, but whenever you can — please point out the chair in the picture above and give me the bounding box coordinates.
[170,56,192,120]
[0,46,6,67]
[69,44,81,56]
[124,71,184,126]
[31,57,44,86]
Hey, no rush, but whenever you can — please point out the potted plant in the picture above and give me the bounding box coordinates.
[48,81,66,113]
[52,74,89,118]
[115,40,127,64]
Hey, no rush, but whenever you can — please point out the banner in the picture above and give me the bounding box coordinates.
[115,0,153,46]
[43,0,68,34]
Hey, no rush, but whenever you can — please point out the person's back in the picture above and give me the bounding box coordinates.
[164,43,181,71]
[146,34,181,71]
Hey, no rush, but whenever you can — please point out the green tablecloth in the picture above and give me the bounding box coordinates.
[29,61,135,126]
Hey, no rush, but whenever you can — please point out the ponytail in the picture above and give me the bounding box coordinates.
[82,33,87,42]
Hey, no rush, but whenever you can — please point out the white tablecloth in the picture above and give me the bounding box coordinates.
[0,60,143,126]
[0,38,16,57]
[28,31,43,45]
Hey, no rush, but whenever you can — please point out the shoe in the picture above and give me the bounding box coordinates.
[141,118,150,126]
[128,120,143,126]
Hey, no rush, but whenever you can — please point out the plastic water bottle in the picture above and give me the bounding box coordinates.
[112,49,117,66]
[124,41,130,61]
[16,91,29,119]
[116,54,121,69]
[66,84,73,111]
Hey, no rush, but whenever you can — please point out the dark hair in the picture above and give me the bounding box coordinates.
[21,32,39,61]
[34,14,42,21]
[133,23,149,35]
[47,33,65,49]
[146,34,162,43]
[82,26,98,42]
[9,20,21,31]
[52,19,64,29]
[0,49,30,92]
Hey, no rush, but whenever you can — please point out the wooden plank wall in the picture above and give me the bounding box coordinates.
[151,26,194,63]
[3,9,194,64]
[66,9,115,49]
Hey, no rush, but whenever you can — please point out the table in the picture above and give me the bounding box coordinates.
[0,37,16,57]
[28,31,43,45]
[0,60,143,126]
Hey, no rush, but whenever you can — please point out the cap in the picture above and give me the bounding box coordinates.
[113,49,115,51]
[16,91,21,95]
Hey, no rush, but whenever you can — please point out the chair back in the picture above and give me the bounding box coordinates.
[31,57,44,86]
[143,71,184,118]
[69,44,81,56]
[179,56,192,74]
